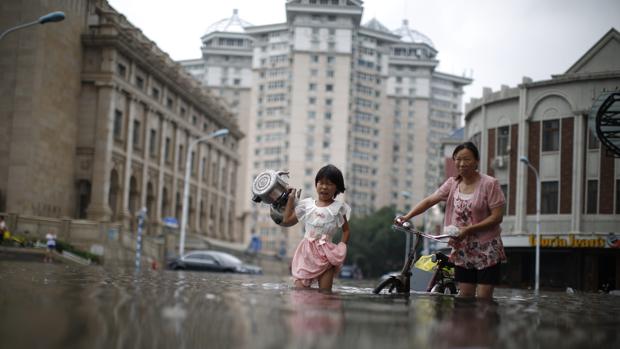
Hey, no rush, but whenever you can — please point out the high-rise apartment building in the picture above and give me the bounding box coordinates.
[180,0,471,255]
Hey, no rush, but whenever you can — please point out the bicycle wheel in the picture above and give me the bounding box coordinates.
[373,278,404,294]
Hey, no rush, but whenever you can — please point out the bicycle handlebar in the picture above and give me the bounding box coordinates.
[391,224,453,242]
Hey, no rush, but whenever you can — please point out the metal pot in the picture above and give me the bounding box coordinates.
[251,170,298,227]
[251,170,289,205]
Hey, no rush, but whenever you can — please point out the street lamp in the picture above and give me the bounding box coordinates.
[0,11,66,41]
[179,128,229,256]
[520,156,541,294]
[400,191,412,261]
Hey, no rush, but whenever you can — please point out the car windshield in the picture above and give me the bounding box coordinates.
[213,252,242,265]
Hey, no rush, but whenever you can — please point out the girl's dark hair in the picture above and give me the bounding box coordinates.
[452,141,480,161]
[315,164,346,197]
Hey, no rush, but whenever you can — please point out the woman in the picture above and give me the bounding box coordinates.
[395,142,506,298]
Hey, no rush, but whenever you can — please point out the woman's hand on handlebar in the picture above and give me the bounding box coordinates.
[394,216,408,225]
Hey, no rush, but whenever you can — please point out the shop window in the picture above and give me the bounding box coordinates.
[541,181,559,214]
[542,119,560,152]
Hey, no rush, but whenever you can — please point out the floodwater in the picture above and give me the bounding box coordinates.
[0,260,618,349]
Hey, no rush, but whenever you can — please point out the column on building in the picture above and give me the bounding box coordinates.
[86,82,117,221]
[121,95,137,227]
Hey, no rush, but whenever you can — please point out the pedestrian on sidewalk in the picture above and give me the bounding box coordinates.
[45,232,57,263]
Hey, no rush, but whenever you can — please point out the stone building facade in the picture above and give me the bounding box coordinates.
[464,28,620,291]
[0,0,243,243]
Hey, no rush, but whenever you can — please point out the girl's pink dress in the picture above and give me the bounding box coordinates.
[290,198,350,287]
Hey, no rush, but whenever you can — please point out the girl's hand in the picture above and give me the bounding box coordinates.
[287,188,300,202]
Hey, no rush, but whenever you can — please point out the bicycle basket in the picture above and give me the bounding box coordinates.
[414,254,438,272]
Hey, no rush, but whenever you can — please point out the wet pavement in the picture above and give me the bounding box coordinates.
[1,260,619,349]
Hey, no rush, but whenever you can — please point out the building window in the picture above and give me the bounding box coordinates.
[470,132,481,148]
[311,55,319,63]
[586,180,598,214]
[541,181,559,214]
[166,97,174,109]
[588,127,600,150]
[327,70,334,78]
[500,184,509,213]
[151,87,160,100]
[542,119,560,152]
[326,84,333,92]
[132,120,141,148]
[135,76,144,90]
[117,63,127,78]
[164,137,171,162]
[497,126,510,156]
[616,179,620,214]
[149,129,157,156]
[113,110,123,140]
[178,145,184,169]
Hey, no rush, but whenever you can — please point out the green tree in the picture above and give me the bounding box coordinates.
[335,206,406,278]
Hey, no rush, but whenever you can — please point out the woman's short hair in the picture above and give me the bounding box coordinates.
[315,164,346,197]
[452,141,480,161]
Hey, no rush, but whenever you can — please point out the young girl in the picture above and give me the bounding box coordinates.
[281,164,350,291]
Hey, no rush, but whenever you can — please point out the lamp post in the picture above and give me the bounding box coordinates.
[0,11,66,41]
[400,191,412,262]
[179,128,229,256]
[520,156,541,294]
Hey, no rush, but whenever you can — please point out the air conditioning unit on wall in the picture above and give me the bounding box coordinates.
[493,156,507,169]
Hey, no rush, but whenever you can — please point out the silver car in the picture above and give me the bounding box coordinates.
[167,250,262,274]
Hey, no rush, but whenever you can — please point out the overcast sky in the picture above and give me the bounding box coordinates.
[108,0,620,104]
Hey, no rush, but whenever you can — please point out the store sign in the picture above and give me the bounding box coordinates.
[527,233,620,248]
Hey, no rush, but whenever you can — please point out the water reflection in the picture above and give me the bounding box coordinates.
[432,298,500,349]
[287,290,344,336]
[0,261,619,349]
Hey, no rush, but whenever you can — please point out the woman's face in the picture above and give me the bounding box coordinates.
[316,178,338,201]
[453,148,479,177]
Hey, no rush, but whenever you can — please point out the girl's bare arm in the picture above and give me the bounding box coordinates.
[341,216,350,244]
[281,188,299,226]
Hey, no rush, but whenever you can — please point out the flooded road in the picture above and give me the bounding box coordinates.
[1,260,618,349]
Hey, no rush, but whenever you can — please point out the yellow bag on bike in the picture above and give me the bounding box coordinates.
[414,254,438,272]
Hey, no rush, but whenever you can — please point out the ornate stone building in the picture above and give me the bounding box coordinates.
[0,0,243,242]
[464,28,620,291]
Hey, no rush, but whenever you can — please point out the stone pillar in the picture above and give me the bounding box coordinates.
[514,85,529,233]
[140,106,151,215]
[156,116,167,220]
[86,82,116,221]
[120,95,136,226]
[571,114,585,231]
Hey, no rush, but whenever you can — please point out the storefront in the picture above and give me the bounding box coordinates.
[501,233,620,292]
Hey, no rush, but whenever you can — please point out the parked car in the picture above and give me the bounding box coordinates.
[339,264,363,279]
[167,250,262,274]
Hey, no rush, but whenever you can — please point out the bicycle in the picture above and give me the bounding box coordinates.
[373,222,457,295]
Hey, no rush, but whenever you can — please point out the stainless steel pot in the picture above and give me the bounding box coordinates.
[251,170,297,227]
[251,170,289,205]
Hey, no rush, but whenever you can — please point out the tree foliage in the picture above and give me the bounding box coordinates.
[336,206,407,278]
